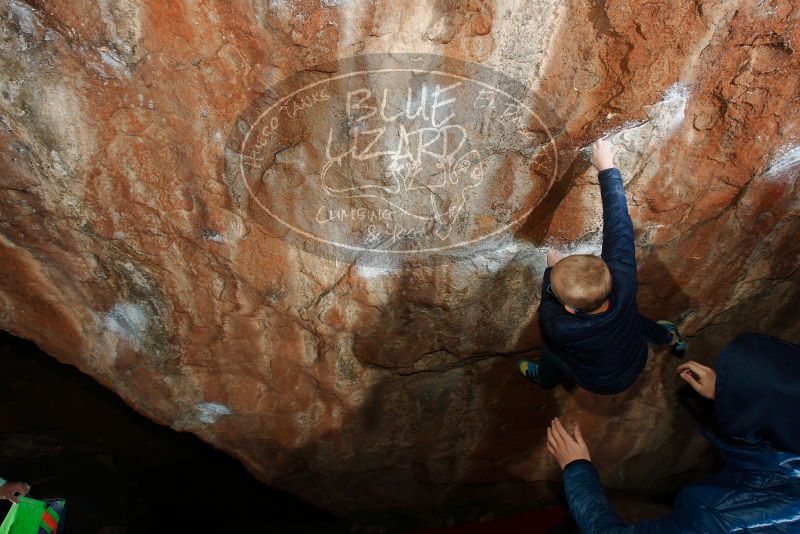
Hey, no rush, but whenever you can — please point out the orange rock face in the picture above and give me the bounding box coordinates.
[1,0,798,525]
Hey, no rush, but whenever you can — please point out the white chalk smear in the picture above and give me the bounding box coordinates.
[763,145,800,180]
[579,82,692,187]
[470,241,525,274]
[196,402,232,424]
[104,302,149,349]
[646,82,691,135]
[98,47,128,75]
[356,264,394,278]
[562,239,602,257]
[202,230,226,243]
[593,83,692,148]
[354,252,405,278]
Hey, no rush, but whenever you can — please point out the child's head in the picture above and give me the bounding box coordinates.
[550,254,612,312]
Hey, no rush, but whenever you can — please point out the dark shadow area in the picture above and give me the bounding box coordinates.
[516,150,592,245]
[410,508,575,534]
[675,384,718,434]
[254,257,575,532]
[0,327,578,534]
[0,331,350,534]
[687,268,800,359]
[636,253,695,328]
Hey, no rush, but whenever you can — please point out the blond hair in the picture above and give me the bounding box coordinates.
[550,254,612,312]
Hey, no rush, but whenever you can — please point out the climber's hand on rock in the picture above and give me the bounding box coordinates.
[0,482,30,503]
[547,418,591,470]
[677,361,717,399]
[547,249,565,267]
[591,138,615,171]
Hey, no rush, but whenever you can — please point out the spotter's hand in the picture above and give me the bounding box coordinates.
[547,418,592,471]
[677,360,717,399]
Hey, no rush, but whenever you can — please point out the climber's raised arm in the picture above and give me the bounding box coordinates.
[593,139,636,278]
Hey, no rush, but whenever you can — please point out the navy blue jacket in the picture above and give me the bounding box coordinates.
[562,333,800,533]
[538,167,647,394]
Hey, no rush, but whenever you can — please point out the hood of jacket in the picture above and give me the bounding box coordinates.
[714,333,800,455]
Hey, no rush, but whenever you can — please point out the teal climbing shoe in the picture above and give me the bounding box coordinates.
[518,358,542,383]
[658,320,686,357]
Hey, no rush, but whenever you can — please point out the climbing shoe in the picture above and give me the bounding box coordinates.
[658,320,686,357]
[517,358,542,384]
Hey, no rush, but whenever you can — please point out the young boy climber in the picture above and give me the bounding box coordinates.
[518,138,685,394]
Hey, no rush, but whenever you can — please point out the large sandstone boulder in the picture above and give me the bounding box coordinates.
[1,0,798,525]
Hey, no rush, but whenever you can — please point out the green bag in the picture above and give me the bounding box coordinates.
[0,496,65,534]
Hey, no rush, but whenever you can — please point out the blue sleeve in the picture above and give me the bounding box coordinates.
[563,460,690,534]
[0,476,5,486]
[563,460,631,533]
[598,168,636,277]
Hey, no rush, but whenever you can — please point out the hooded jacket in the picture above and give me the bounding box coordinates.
[561,333,800,533]
[538,167,648,394]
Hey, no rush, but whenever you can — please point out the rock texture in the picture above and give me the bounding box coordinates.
[1,0,799,526]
